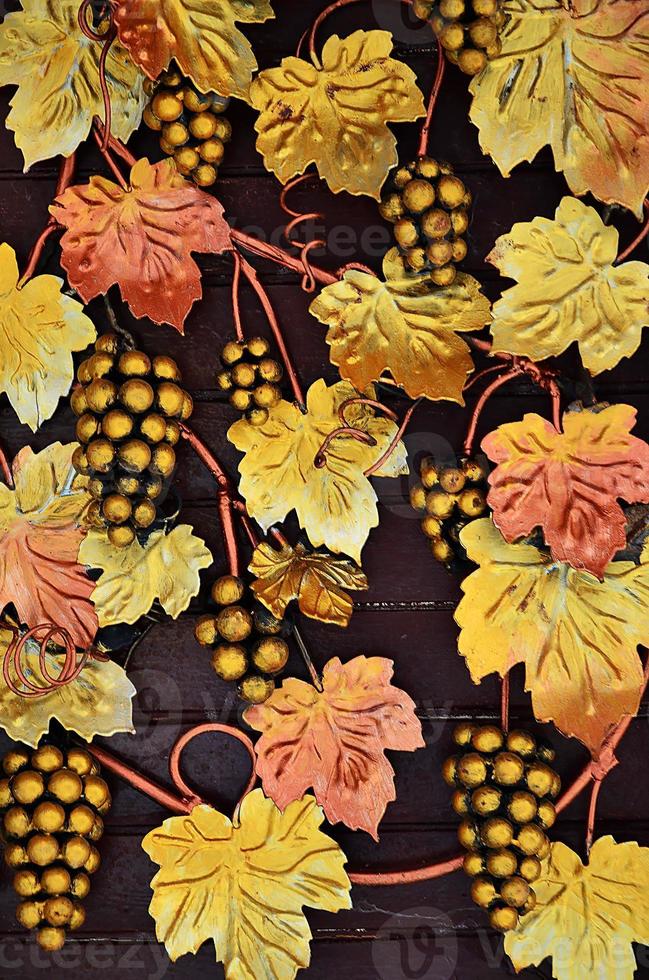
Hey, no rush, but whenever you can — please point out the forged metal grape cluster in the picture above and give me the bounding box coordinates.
[71,333,193,547]
[0,742,110,952]
[194,575,291,704]
[413,0,505,76]
[380,157,471,286]
[215,336,284,424]
[143,69,232,187]
[444,724,560,931]
[410,454,488,564]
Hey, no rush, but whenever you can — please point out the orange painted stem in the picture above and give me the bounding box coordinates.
[231,230,337,286]
[179,424,240,578]
[616,200,649,263]
[463,368,520,456]
[501,672,510,733]
[0,443,13,488]
[418,38,445,157]
[19,154,76,285]
[238,253,306,408]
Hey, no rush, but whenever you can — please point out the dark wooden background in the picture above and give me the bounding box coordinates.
[1,1,649,977]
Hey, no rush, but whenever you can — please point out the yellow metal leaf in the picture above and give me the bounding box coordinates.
[487,197,649,374]
[0,243,96,430]
[455,518,649,755]
[0,0,146,170]
[79,524,212,627]
[142,791,351,978]
[249,30,425,198]
[0,626,136,748]
[310,248,489,403]
[249,541,368,627]
[228,379,409,563]
[505,837,649,980]
[469,1,649,216]
[114,0,274,98]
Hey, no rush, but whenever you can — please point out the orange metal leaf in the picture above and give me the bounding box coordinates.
[0,443,97,647]
[482,405,649,579]
[244,655,425,839]
[50,158,232,332]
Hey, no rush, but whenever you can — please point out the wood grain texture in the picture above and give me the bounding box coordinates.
[1,1,649,977]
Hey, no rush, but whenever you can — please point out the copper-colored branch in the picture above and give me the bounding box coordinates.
[353,659,649,885]
[548,378,562,432]
[97,24,117,151]
[18,154,76,286]
[230,230,337,286]
[0,442,13,488]
[463,368,521,456]
[349,855,464,886]
[339,397,399,425]
[77,0,105,41]
[279,178,327,292]
[179,424,240,578]
[94,121,137,168]
[364,398,421,477]
[501,672,510,733]
[315,427,377,469]
[418,38,445,157]
[92,127,128,189]
[462,363,505,392]
[616,199,649,263]
[237,252,306,408]
[269,527,290,548]
[87,724,257,819]
[585,777,603,855]
[292,624,323,692]
[231,250,244,341]
[307,0,366,67]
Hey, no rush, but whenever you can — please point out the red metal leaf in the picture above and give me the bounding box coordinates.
[482,404,649,578]
[244,655,424,840]
[0,444,97,647]
[51,158,232,332]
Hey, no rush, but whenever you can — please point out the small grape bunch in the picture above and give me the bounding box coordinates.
[444,724,560,932]
[410,454,488,564]
[71,333,193,548]
[413,0,505,75]
[195,575,291,704]
[215,336,284,426]
[142,68,232,187]
[379,157,471,286]
[0,741,111,952]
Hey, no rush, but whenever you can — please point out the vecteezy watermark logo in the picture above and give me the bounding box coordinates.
[0,938,170,978]
[371,906,458,979]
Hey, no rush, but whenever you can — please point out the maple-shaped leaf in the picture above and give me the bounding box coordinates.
[0,0,146,170]
[0,243,96,431]
[455,519,649,755]
[228,379,408,563]
[79,525,212,627]
[506,837,649,980]
[245,656,424,839]
[249,541,368,628]
[469,1,649,215]
[487,197,649,373]
[250,30,425,199]
[309,249,489,403]
[0,443,97,648]
[114,0,274,99]
[50,158,232,332]
[482,405,649,579]
[142,791,351,978]
[0,626,135,747]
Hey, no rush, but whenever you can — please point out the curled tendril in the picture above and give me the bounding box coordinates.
[280,175,326,293]
[2,623,108,699]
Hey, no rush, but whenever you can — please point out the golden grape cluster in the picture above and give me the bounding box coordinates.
[410,455,488,564]
[0,742,110,952]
